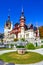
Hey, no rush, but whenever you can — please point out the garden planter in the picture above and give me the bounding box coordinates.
[17,48,26,54]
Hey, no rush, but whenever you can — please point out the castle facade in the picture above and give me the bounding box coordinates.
[4,8,40,44]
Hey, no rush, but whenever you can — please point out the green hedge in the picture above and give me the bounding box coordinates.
[16,46,25,48]
[41,41,43,43]
[25,43,35,49]
[41,45,43,48]
[6,44,14,48]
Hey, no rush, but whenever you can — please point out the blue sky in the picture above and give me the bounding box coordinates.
[0,0,43,33]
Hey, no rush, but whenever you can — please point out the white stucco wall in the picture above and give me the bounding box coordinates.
[29,31,34,38]
[18,33,21,39]
[20,27,25,38]
[25,29,34,39]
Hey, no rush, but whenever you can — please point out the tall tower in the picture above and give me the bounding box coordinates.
[4,15,12,32]
[20,8,26,38]
[4,15,13,43]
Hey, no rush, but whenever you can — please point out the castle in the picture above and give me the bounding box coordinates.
[4,8,40,45]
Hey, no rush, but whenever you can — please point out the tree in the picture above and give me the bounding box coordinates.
[39,26,43,39]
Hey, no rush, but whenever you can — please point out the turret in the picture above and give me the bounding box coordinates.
[20,8,26,38]
[4,15,13,43]
[20,8,25,27]
[4,15,13,31]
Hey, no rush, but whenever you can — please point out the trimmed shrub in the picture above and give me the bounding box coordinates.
[14,38,18,42]
[6,44,9,48]
[25,43,35,49]
[41,45,43,48]
[16,46,25,48]
[41,41,43,43]
[11,44,14,48]
[20,38,25,41]
[35,42,38,47]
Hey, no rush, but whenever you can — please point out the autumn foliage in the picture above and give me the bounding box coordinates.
[39,26,43,39]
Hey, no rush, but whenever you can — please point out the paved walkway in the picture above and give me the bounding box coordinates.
[5,61,43,65]
[27,48,43,55]
[0,48,43,55]
[0,50,16,55]
[15,61,43,65]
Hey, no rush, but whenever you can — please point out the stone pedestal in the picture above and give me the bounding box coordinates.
[17,48,26,54]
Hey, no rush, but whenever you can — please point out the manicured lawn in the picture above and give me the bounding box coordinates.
[0,52,43,64]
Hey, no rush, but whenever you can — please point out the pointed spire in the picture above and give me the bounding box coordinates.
[21,7,24,16]
[8,8,11,20]
[8,8,10,16]
[20,7,26,21]
[22,7,24,13]
[8,15,10,20]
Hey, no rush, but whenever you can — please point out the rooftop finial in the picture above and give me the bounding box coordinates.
[8,8,10,20]
[21,7,24,16]
[22,7,24,13]
[20,7,25,20]
[8,8,11,16]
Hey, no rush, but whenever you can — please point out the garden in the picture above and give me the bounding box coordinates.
[0,52,43,64]
[0,38,43,64]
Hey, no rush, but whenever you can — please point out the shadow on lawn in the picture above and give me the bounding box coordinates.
[0,59,15,65]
